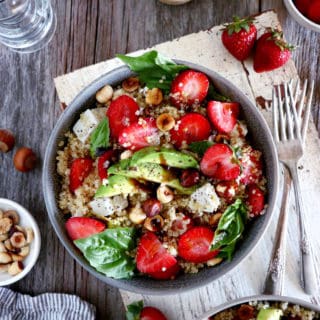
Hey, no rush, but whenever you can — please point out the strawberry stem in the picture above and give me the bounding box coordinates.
[223,16,255,35]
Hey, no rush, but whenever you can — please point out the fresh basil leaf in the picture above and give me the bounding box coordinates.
[90,117,110,158]
[211,199,247,260]
[207,84,231,102]
[116,51,188,93]
[74,227,136,279]
[126,301,144,320]
[189,141,214,157]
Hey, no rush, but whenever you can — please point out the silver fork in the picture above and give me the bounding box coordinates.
[269,80,318,296]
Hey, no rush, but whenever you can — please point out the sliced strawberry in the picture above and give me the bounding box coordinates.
[118,118,159,151]
[307,0,320,23]
[207,101,240,134]
[140,306,168,320]
[200,143,240,180]
[178,227,219,263]
[65,217,106,240]
[239,146,263,185]
[136,232,179,279]
[148,263,180,280]
[106,95,139,138]
[246,184,265,216]
[221,16,257,61]
[295,0,312,15]
[170,70,209,108]
[69,158,93,193]
[215,180,239,203]
[97,150,114,180]
[170,113,211,148]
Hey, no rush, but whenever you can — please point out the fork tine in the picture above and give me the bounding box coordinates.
[301,80,314,144]
[284,83,294,140]
[277,85,287,141]
[293,78,300,106]
[288,83,302,140]
[272,87,279,142]
[297,79,308,119]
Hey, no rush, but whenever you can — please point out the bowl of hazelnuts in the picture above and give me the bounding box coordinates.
[0,198,40,286]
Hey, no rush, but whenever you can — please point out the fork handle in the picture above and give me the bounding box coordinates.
[288,162,319,296]
[264,167,291,295]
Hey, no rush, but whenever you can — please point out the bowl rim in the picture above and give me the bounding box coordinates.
[283,0,320,32]
[198,294,320,320]
[43,61,280,294]
[0,198,41,286]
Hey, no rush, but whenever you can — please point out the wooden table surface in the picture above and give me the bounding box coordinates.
[0,1,319,319]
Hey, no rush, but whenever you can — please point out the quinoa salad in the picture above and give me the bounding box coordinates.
[208,300,320,320]
[56,51,267,280]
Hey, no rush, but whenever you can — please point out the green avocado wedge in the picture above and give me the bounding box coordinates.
[130,146,199,169]
[257,308,283,320]
[95,175,138,198]
[108,162,196,194]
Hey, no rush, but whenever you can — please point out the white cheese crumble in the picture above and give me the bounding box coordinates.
[188,183,220,215]
[89,195,128,216]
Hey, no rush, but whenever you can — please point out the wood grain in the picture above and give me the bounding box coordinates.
[0,1,319,319]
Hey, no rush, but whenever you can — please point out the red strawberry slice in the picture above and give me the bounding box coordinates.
[246,184,265,216]
[200,143,240,180]
[215,180,239,203]
[148,263,180,280]
[207,101,240,134]
[307,0,320,23]
[118,118,159,151]
[97,150,114,180]
[65,217,106,240]
[240,146,263,185]
[136,232,179,279]
[221,16,257,61]
[140,306,168,320]
[170,113,211,148]
[295,0,312,15]
[178,227,219,263]
[69,158,93,193]
[106,95,139,138]
[170,70,209,108]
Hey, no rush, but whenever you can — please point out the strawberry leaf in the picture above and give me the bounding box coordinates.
[126,301,144,320]
[90,117,110,158]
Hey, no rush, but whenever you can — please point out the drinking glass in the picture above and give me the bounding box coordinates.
[0,0,56,53]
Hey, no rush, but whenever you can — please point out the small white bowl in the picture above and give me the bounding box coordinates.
[283,0,320,33]
[0,198,41,286]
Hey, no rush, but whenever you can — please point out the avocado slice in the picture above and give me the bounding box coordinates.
[94,175,138,198]
[257,308,283,320]
[108,162,196,194]
[130,146,199,169]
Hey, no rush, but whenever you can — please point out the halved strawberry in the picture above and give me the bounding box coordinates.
[170,70,209,108]
[239,146,263,185]
[178,227,219,263]
[140,306,168,320]
[118,118,159,151]
[295,0,312,15]
[307,0,320,23]
[106,95,139,138]
[69,158,93,193]
[207,101,240,134]
[136,232,179,279]
[97,150,114,180]
[170,113,211,148]
[65,217,106,240]
[246,184,265,216]
[148,263,180,280]
[200,143,240,180]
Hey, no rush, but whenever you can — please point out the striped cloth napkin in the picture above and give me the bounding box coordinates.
[0,287,96,319]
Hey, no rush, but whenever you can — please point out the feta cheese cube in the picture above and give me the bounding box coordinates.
[89,195,128,217]
[188,183,220,215]
[73,108,107,143]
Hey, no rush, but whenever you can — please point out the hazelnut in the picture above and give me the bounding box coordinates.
[0,252,12,264]
[207,257,223,266]
[25,227,34,244]
[8,261,24,276]
[10,231,27,248]
[0,218,13,235]
[129,207,146,225]
[3,210,19,225]
[146,88,163,105]
[122,77,140,92]
[144,215,164,232]
[96,85,114,104]
[156,113,175,132]
[156,185,174,203]
[237,304,255,320]
[13,147,37,172]
[0,129,15,153]
[19,246,30,257]
[142,199,162,217]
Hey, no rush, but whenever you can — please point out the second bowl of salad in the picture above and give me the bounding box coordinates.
[43,51,279,294]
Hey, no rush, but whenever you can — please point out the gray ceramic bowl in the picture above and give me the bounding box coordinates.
[199,295,320,320]
[43,61,279,294]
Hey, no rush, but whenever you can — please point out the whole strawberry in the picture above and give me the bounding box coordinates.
[221,16,257,61]
[253,30,294,73]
